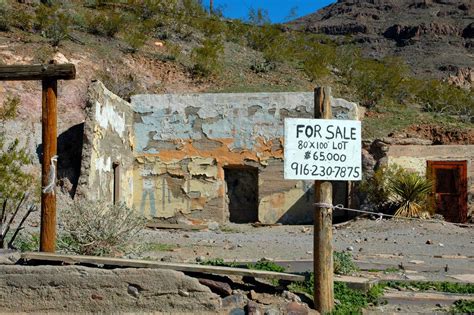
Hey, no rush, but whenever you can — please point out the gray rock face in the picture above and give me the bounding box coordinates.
[289,0,474,81]
[0,265,220,313]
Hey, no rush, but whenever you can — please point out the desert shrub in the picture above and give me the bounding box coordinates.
[225,19,249,45]
[0,1,10,31]
[416,79,474,121]
[301,41,337,80]
[196,16,227,38]
[351,57,410,108]
[35,3,72,46]
[359,164,404,210]
[248,260,286,273]
[0,95,19,121]
[191,37,224,77]
[0,1,34,32]
[334,251,358,275]
[12,10,34,32]
[452,300,474,313]
[289,274,385,313]
[0,96,32,201]
[250,60,276,74]
[10,232,40,252]
[59,200,145,256]
[122,16,154,53]
[0,139,32,201]
[84,10,123,37]
[388,170,432,218]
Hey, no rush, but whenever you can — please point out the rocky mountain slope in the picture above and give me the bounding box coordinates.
[291,0,474,86]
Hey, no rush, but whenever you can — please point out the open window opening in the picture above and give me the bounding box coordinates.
[224,166,259,223]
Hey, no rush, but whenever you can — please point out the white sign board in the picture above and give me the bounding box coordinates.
[284,118,362,181]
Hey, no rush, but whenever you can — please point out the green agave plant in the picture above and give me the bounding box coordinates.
[388,171,433,218]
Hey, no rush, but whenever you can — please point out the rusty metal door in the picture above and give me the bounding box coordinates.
[427,161,467,223]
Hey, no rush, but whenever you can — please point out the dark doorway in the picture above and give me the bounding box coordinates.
[225,166,259,223]
[427,161,468,223]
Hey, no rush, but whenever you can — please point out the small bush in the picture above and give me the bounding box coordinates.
[301,41,336,80]
[248,260,285,273]
[351,57,410,108]
[359,164,404,211]
[0,96,32,202]
[334,251,358,275]
[35,4,72,46]
[0,1,10,31]
[388,170,432,218]
[85,10,123,37]
[59,200,145,256]
[0,95,19,121]
[11,9,34,32]
[201,258,238,267]
[452,300,474,314]
[191,37,224,77]
[10,232,39,252]
[416,79,474,121]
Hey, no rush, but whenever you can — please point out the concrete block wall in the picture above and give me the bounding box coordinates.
[76,81,134,207]
[387,145,474,217]
[131,92,360,223]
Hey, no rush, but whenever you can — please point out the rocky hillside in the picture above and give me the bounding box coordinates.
[291,0,474,87]
[0,0,471,151]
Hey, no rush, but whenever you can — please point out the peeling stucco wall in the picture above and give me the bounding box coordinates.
[387,145,474,217]
[131,93,360,223]
[76,81,134,206]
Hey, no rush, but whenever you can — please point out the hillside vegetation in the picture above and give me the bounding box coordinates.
[0,0,472,139]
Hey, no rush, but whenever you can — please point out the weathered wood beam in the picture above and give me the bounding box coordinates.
[0,64,75,81]
[21,252,306,282]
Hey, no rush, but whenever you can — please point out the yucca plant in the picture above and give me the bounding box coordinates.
[388,170,433,218]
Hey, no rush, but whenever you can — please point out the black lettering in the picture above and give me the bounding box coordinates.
[350,127,356,140]
[314,124,322,138]
[326,125,334,139]
[296,125,304,138]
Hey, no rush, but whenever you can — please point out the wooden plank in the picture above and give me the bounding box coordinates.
[40,79,57,253]
[146,222,208,230]
[21,252,306,282]
[0,64,75,81]
[313,86,334,314]
[383,291,474,305]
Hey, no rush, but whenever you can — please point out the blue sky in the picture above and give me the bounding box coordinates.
[211,0,336,23]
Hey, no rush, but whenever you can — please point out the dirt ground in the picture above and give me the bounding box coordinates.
[139,217,474,281]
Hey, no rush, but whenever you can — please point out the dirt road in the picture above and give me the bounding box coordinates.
[139,218,474,281]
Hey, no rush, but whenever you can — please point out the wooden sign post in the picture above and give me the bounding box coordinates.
[313,87,334,313]
[0,64,76,252]
[284,87,361,314]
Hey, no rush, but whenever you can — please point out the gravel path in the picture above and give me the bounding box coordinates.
[138,218,474,281]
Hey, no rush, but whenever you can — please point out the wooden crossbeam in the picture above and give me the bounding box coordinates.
[21,252,306,282]
[0,63,76,253]
[0,64,75,81]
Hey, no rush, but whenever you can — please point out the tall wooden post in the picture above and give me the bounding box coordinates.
[40,79,58,252]
[0,63,75,253]
[313,87,334,313]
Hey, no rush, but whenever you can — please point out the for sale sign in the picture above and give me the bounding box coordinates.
[284,118,362,181]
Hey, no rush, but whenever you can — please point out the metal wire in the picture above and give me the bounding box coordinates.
[314,203,473,227]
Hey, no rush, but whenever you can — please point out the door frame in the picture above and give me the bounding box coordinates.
[427,160,468,223]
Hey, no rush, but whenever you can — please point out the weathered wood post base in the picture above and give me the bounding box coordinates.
[314,182,334,312]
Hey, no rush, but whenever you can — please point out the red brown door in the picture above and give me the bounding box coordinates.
[427,161,468,223]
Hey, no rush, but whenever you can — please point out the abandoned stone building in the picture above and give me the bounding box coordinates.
[73,81,473,224]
